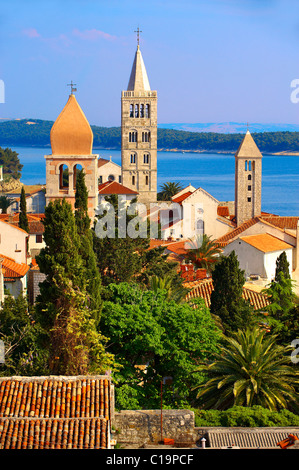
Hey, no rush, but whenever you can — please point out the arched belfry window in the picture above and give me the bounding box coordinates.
[135,104,139,118]
[130,104,134,118]
[145,104,150,118]
[140,104,144,118]
[130,153,136,164]
[129,131,137,143]
[248,161,252,171]
[59,164,69,190]
[73,163,83,189]
[245,160,248,171]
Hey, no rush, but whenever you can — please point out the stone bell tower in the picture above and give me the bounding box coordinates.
[235,129,263,226]
[45,86,98,220]
[121,34,157,205]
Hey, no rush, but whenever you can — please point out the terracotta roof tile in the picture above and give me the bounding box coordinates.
[0,255,29,279]
[0,376,112,420]
[185,278,269,310]
[0,417,108,449]
[260,216,299,231]
[172,191,193,204]
[98,181,138,195]
[217,206,230,217]
[240,233,293,253]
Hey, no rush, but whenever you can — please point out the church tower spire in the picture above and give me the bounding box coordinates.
[121,35,157,205]
[235,129,263,226]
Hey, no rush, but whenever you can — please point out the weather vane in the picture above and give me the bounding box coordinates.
[67,81,77,95]
[134,27,142,46]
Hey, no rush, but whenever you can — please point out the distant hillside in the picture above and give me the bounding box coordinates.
[0,119,298,154]
[159,122,299,134]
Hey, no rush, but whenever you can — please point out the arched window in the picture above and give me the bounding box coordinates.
[132,175,135,185]
[248,161,251,171]
[145,175,149,185]
[73,163,83,189]
[245,160,248,171]
[143,153,150,164]
[130,153,136,164]
[59,164,69,190]
[140,104,144,118]
[135,104,139,118]
[129,131,137,143]
[252,161,255,171]
[196,219,204,235]
[142,132,150,143]
[145,104,150,118]
[130,104,134,118]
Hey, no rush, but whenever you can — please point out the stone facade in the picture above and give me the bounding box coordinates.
[121,46,157,205]
[113,410,196,446]
[235,130,262,226]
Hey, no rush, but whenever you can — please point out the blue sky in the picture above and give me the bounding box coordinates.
[0,0,298,127]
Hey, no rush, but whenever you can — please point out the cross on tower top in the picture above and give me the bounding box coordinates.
[67,81,77,95]
[134,27,142,46]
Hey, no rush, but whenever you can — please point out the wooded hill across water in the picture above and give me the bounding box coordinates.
[0,119,298,154]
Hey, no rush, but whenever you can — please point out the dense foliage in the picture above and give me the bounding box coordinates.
[193,406,299,427]
[0,119,298,153]
[0,146,23,179]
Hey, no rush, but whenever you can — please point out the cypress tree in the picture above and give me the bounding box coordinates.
[74,170,102,324]
[210,251,255,334]
[35,198,112,374]
[19,186,29,233]
[275,251,290,282]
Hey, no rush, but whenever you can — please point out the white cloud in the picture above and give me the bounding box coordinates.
[72,28,117,42]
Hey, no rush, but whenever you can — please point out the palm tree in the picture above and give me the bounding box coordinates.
[194,327,299,411]
[184,234,222,274]
[157,182,183,201]
[0,195,14,214]
[148,274,187,303]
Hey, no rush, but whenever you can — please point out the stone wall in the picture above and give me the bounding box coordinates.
[113,410,197,447]
[27,269,46,304]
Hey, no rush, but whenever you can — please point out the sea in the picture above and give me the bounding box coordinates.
[6,146,299,216]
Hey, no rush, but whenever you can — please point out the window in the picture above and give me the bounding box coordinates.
[248,185,252,191]
[108,174,115,181]
[132,175,135,185]
[130,104,134,118]
[245,160,248,171]
[119,175,121,183]
[142,132,150,143]
[36,234,43,244]
[130,154,136,164]
[248,161,252,171]
[59,164,69,190]
[135,104,139,118]
[99,176,103,184]
[129,131,137,143]
[145,175,149,185]
[143,153,149,164]
[140,104,144,118]
[248,174,252,180]
[247,197,251,202]
[145,104,150,118]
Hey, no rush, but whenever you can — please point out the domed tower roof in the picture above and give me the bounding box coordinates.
[50,93,93,155]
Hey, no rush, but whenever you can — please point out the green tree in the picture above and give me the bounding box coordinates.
[262,271,296,345]
[101,282,221,409]
[194,327,299,411]
[210,251,256,334]
[275,251,291,282]
[35,199,112,374]
[157,181,183,201]
[184,234,222,274]
[0,147,23,180]
[19,186,29,233]
[74,170,102,323]
[0,294,48,376]
[0,195,14,214]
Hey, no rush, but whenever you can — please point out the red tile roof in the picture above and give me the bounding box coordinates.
[0,376,112,419]
[260,216,299,231]
[185,278,269,310]
[217,206,230,217]
[0,255,29,280]
[98,181,138,195]
[172,191,193,204]
[97,157,110,168]
[0,417,109,449]
[0,376,113,449]
[240,233,293,253]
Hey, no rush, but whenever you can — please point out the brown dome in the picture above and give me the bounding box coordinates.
[50,94,93,155]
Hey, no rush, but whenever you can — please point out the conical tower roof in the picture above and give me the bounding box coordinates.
[235,130,262,158]
[127,45,151,92]
[50,94,93,156]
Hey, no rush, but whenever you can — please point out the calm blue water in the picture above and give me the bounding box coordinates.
[7,146,299,216]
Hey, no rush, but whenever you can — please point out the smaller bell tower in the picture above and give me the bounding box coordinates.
[45,86,98,220]
[235,129,263,226]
